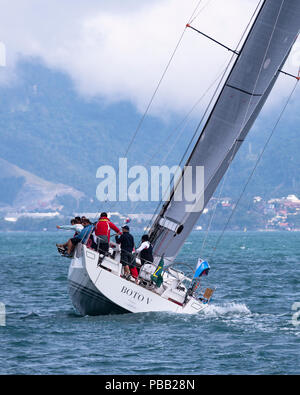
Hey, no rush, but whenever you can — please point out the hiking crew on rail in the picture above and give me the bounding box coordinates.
[57,214,155,282]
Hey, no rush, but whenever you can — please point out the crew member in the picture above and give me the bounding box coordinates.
[115,225,136,279]
[94,212,121,254]
[66,218,94,256]
[56,218,83,235]
[136,234,153,266]
[56,218,83,251]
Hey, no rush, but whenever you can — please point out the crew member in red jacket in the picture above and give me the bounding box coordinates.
[95,212,121,254]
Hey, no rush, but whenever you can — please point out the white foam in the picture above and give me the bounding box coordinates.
[203,302,251,317]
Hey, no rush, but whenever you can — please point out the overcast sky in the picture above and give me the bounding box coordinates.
[0,0,299,118]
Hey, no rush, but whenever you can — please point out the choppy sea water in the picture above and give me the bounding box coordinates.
[0,231,299,375]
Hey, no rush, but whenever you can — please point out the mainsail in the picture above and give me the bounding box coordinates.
[149,0,300,265]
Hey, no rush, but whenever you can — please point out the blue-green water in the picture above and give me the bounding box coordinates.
[0,231,299,375]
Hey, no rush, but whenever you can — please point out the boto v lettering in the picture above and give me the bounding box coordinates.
[121,286,151,305]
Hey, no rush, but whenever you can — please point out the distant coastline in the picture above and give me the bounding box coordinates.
[2,193,300,232]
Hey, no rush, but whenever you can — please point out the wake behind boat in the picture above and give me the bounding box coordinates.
[58,0,300,316]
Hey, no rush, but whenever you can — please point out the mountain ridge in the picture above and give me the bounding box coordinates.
[0,157,84,211]
[0,59,299,214]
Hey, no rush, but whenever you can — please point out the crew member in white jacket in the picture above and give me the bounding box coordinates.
[56,218,84,250]
[56,219,83,234]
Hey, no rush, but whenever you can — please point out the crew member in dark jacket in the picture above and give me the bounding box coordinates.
[115,225,135,278]
[136,234,153,266]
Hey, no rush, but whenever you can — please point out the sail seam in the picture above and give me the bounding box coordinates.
[226,83,263,97]
[204,0,287,257]
[151,0,293,264]
[210,77,299,257]
[149,0,266,255]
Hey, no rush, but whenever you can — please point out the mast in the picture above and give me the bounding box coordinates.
[149,0,300,266]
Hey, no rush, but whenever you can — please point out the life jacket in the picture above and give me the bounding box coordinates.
[95,217,120,242]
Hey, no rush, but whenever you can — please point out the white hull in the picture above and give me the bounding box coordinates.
[68,245,128,316]
[68,245,210,316]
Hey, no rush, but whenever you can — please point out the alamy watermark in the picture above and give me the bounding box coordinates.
[0,302,5,326]
[291,302,300,327]
[96,158,205,213]
[0,42,6,67]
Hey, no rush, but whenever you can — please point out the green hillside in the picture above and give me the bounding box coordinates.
[0,59,299,213]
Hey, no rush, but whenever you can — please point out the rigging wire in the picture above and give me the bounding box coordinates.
[159,62,230,166]
[198,0,284,258]
[182,0,266,235]
[189,0,215,25]
[147,0,264,236]
[122,31,186,160]
[204,0,286,255]
[147,0,294,273]
[188,0,207,25]
[145,57,234,230]
[127,60,230,220]
[209,78,299,258]
[105,0,208,216]
[106,23,187,211]
[198,8,266,255]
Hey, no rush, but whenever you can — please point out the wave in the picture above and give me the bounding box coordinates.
[203,302,251,317]
[20,311,41,320]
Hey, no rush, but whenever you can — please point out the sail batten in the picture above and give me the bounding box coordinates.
[149,0,300,265]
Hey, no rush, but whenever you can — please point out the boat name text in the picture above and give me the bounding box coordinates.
[121,286,151,304]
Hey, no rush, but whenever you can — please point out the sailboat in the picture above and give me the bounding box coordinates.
[67,0,300,316]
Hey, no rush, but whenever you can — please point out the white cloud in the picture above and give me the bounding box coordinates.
[0,0,299,117]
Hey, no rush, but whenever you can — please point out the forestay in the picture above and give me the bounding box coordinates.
[149,0,300,265]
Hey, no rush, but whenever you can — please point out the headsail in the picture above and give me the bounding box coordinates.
[149,0,300,265]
